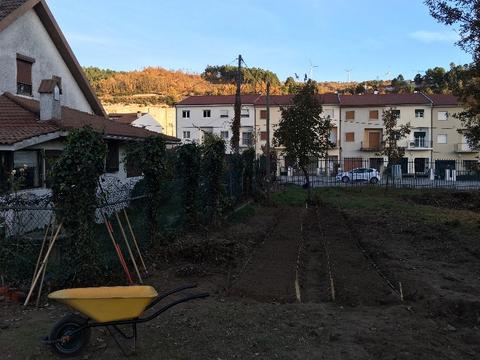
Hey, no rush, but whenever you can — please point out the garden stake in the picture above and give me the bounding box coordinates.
[123,208,148,275]
[36,223,56,308]
[30,220,52,288]
[101,212,133,284]
[115,212,143,284]
[24,222,63,306]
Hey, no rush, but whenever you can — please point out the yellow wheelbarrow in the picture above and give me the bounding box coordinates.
[42,284,208,356]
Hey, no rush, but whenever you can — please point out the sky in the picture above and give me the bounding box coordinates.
[47,0,472,82]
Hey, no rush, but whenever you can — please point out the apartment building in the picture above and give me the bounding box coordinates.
[176,93,478,175]
[429,94,478,174]
[175,95,260,153]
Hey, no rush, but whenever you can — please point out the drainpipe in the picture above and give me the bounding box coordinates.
[338,93,342,164]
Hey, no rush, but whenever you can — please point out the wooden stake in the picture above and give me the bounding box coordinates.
[24,223,63,306]
[399,281,404,302]
[30,221,51,287]
[35,223,55,308]
[123,209,148,275]
[115,212,142,284]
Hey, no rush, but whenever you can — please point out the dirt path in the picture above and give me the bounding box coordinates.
[230,207,305,303]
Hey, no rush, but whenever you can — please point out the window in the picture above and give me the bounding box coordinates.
[183,131,191,139]
[220,131,229,139]
[53,75,62,94]
[260,131,268,141]
[415,109,425,118]
[16,55,34,96]
[437,134,448,144]
[413,131,427,148]
[369,110,379,120]
[346,111,355,120]
[203,110,211,118]
[182,110,190,118]
[438,111,449,121]
[220,110,229,118]
[105,141,119,173]
[392,110,401,119]
[241,109,250,118]
[345,132,355,142]
[13,151,40,189]
[260,110,268,119]
[242,132,253,146]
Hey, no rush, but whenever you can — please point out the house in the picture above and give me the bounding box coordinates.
[109,112,165,134]
[175,95,260,153]
[176,92,477,177]
[0,0,179,194]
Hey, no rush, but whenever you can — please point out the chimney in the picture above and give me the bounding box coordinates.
[136,111,142,119]
[38,79,61,120]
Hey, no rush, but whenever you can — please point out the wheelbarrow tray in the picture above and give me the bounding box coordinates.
[48,286,158,323]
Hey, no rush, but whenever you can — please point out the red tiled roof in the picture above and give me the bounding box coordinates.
[109,113,143,125]
[176,94,262,106]
[0,0,28,22]
[0,93,180,145]
[254,93,340,106]
[339,93,431,107]
[426,94,460,106]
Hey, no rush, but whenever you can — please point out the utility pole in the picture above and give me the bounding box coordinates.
[265,81,271,201]
[232,54,243,154]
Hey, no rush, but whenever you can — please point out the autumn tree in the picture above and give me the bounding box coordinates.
[273,80,334,189]
[425,0,480,147]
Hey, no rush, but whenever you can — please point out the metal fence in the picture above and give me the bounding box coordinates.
[278,158,480,190]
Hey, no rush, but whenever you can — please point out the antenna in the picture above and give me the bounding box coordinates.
[345,69,353,82]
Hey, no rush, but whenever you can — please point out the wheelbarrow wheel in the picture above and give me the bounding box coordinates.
[49,314,91,357]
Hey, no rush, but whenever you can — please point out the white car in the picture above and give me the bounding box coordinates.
[336,168,381,184]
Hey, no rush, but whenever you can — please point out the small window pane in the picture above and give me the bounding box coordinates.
[203,110,211,118]
[437,134,447,144]
[182,110,190,118]
[438,111,449,121]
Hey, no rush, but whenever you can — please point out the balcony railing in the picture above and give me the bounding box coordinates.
[455,143,477,153]
[360,141,383,152]
[408,138,431,149]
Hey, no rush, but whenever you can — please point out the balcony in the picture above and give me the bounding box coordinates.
[455,143,477,153]
[407,138,432,150]
[360,141,384,152]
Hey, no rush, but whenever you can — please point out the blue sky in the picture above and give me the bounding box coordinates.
[48,0,472,82]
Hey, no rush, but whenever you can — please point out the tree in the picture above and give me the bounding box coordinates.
[425,0,480,147]
[378,109,411,181]
[273,80,334,189]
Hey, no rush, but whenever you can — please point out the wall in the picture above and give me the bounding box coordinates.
[176,104,255,153]
[0,9,93,113]
[104,103,176,136]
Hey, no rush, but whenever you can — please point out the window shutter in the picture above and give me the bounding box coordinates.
[106,142,120,173]
[369,110,379,119]
[260,110,268,119]
[17,59,33,85]
[345,132,355,142]
[346,111,355,120]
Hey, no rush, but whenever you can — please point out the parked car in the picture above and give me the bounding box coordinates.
[336,168,381,184]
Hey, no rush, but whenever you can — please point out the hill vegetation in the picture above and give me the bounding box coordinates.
[83,63,468,106]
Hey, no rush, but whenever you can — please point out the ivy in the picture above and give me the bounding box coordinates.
[176,143,201,228]
[51,127,106,286]
[201,134,226,225]
[242,148,256,197]
[125,136,167,244]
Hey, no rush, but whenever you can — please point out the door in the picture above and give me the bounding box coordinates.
[368,132,381,149]
[369,158,384,171]
[435,160,456,179]
[344,158,363,171]
[414,158,426,174]
[400,158,409,174]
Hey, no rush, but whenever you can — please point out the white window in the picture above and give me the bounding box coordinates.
[415,109,424,118]
[438,111,449,121]
[182,110,190,118]
[220,110,229,118]
[437,134,447,144]
[242,132,253,146]
[220,131,229,139]
[241,108,250,118]
[183,131,191,139]
[203,110,211,118]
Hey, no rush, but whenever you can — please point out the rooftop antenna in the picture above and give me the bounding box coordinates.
[294,73,300,80]
[345,69,353,82]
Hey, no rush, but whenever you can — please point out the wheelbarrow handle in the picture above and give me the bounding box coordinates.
[145,284,198,311]
[139,292,209,323]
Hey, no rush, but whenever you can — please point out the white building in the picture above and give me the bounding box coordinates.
[0,0,179,194]
[109,112,165,134]
[175,95,260,153]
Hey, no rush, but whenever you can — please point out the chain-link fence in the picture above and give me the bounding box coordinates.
[277,158,480,190]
